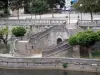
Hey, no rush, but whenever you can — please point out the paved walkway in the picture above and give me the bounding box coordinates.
[0,53,42,58]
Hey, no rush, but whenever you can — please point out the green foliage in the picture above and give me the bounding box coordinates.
[24,0,65,14]
[77,30,99,47]
[30,0,49,14]
[0,26,8,41]
[9,0,24,10]
[73,0,100,21]
[63,63,68,68]
[96,30,100,41]
[0,26,9,51]
[69,30,99,47]
[68,36,78,46]
[73,0,100,13]
[12,27,26,37]
[56,0,65,8]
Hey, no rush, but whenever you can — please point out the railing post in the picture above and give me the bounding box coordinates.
[77,19,79,25]
[95,20,97,26]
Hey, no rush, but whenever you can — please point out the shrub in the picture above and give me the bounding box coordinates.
[68,35,78,46]
[63,63,68,68]
[69,30,99,58]
[12,27,26,37]
[69,30,99,47]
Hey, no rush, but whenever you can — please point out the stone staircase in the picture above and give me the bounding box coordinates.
[11,26,55,56]
[42,39,72,57]
[12,24,66,56]
[27,31,42,39]
[66,24,83,36]
[28,25,61,44]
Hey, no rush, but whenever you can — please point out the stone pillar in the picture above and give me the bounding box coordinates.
[30,25,32,31]
[73,45,80,58]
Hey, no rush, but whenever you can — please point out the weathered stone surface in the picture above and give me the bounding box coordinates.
[0,57,99,72]
[73,45,80,58]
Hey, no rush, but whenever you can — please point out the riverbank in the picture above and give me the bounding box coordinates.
[0,56,100,72]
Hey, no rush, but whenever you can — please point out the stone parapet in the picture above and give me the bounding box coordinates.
[0,57,100,72]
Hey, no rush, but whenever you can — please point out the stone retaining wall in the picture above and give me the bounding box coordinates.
[0,57,100,72]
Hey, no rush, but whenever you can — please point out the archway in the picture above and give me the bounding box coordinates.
[57,38,62,44]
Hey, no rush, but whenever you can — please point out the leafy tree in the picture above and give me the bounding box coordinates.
[47,0,65,8]
[9,0,24,10]
[69,35,78,46]
[30,0,49,14]
[56,0,65,8]
[73,0,100,21]
[46,0,56,8]
[69,30,99,58]
[0,0,9,15]
[24,0,31,13]
[24,0,65,14]
[9,0,25,18]
[0,26,9,50]
[0,0,25,16]
[12,27,26,39]
[96,30,100,41]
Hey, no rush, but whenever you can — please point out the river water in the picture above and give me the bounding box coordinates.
[0,69,100,75]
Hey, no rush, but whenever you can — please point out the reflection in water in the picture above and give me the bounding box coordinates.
[0,69,100,75]
[63,71,67,75]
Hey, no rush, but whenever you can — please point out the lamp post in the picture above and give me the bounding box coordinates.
[52,8,54,18]
[69,6,71,24]
[80,4,83,21]
[30,3,32,19]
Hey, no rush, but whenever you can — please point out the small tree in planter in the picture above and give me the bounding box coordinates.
[77,30,99,58]
[0,26,9,53]
[69,30,99,58]
[12,27,26,40]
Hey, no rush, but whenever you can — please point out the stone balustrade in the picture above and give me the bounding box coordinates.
[0,57,100,72]
[0,19,66,26]
[77,20,100,27]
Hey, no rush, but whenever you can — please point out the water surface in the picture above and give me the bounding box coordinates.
[0,69,99,75]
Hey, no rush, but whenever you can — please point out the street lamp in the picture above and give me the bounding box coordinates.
[69,6,71,24]
[52,8,54,18]
[30,3,32,19]
[80,4,83,21]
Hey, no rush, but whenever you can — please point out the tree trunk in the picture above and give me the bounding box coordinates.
[18,9,19,20]
[4,41,8,53]
[24,0,30,14]
[4,0,9,15]
[73,45,80,58]
[21,36,23,40]
[90,12,93,22]
[88,47,92,58]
